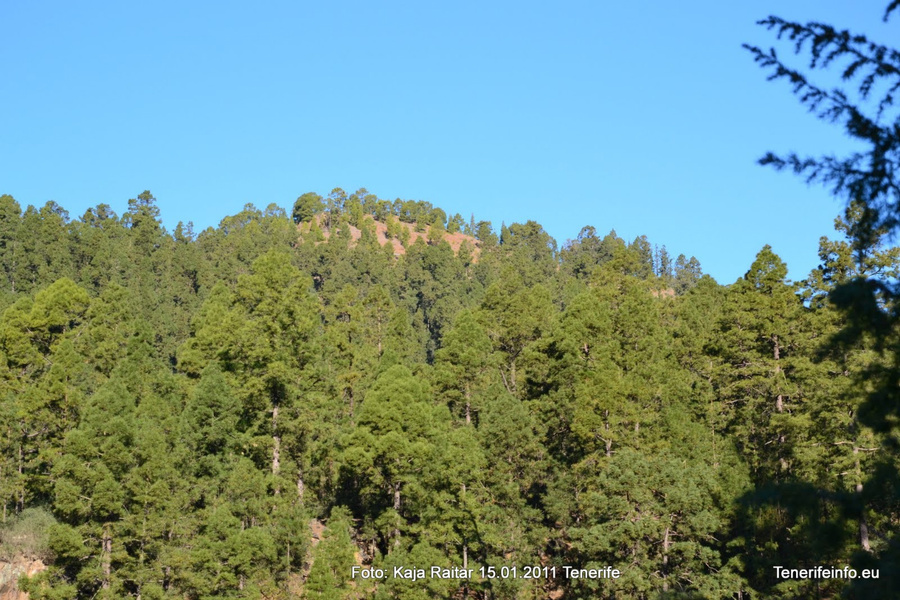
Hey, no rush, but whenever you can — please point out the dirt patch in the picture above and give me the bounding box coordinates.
[309,518,325,547]
[299,215,481,260]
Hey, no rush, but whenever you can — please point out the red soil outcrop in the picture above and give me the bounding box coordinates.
[298,215,481,259]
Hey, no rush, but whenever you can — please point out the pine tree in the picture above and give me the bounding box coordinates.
[673,254,702,294]
[305,506,357,600]
[433,310,495,425]
[745,20,900,592]
[0,195,22,297]
[714,246,811,483]
[294,192,325,224]
[0,278,91,513]
[341,365,450,551]
[479,268,553,397]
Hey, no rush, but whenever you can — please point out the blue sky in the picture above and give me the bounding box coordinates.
[1,1,894,284]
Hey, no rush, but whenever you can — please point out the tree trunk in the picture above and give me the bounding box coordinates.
[773,335,788,471]
[272,435,280,477]
[500,368,513,394]
[773,335,784,413]
[662,526,670,592]
[858,487,871,552]
[102,523,112,590]
[855,449,871,552]
[392,483,401,547]
[17,443,23,514]
[465,383,471,425]
[461,482,468,571]
[272,401,281,497]
[272,404,280,476]
[462,543,469,598]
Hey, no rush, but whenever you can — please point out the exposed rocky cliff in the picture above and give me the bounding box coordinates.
[0,559,45,600]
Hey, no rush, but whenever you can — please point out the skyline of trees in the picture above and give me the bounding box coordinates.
[0,187,894,598]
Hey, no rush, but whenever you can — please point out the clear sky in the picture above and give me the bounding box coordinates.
[1,1,895,284]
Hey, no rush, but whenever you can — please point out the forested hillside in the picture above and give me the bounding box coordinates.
[0,188,897,599]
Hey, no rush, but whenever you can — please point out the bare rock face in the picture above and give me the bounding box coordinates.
[0,559,45,600]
